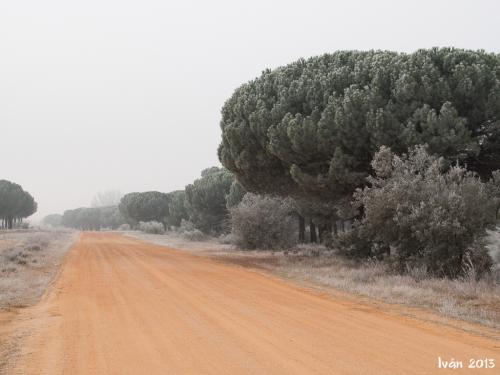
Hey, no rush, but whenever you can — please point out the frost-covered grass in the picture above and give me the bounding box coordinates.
[216,243,500,329]
[0,229,76,308]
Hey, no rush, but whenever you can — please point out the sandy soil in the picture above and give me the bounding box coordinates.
[2,232,500,374]
[127,231,500,329]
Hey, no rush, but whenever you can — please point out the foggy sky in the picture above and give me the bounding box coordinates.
[1,0,499,221]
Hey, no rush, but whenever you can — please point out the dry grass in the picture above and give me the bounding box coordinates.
[0,229,77,373]
[260,250,500,329]
[0,229,77,308]
[129,230,500,329]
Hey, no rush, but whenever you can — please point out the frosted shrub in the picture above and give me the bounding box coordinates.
[179,219,195,232]
[218,233,233,244]
[138,221,165,234]
[230,193,296,250]
[176,219,206,241]
[342,146,497,278]
[181,229,206,241]
[117,223,131,231]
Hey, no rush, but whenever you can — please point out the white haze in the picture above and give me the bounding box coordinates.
[0,0,499,221]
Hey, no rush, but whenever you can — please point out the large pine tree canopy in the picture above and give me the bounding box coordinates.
[218,48,500,201]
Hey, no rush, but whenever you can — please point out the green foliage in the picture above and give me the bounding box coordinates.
[230,193,296,249]
[41,213,63,227]
[342,146,497,278]
[219,48,500,205]
[225,180,246,209]
[61,207,102,230]
[184,167,233,234]
[201,167,222,177]
[119,191,170,229]
[0,180,37,229]
[165,190,189,227]
[61,206,125,230]
[99,206,126,229]
[91,190,123,207]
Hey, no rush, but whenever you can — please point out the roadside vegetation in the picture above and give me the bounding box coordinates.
[0,230,76,308]
[218,48,500,278]
[40,47,500,326]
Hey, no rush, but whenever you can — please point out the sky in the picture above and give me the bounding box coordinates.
[1,0,499,221]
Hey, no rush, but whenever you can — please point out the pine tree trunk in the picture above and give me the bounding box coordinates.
[298,215,305,243]
[309,220,317,243]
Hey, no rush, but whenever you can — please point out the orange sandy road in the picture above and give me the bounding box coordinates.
[7,232,500,374]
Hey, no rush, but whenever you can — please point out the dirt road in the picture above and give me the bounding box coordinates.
[3,233,499,374]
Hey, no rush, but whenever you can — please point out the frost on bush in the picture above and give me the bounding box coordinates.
[230,193,296,250]
[117,223,131,231]
[138,221,165,234]
[175,219,206,241]
[179,219,195,232]
[218,233,233,244]
[0,233,52,271]
[342,145,497,278]
[181,229,206,241]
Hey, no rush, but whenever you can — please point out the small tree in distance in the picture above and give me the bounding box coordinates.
[118,191,170,230]
[0,179,37,229]
[42,213,63,227]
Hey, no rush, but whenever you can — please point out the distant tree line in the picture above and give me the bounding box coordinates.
[118,167,241,234]
[42,191,126,230]
[41,213,63,227]
[50,168,244,234]
[58,206,126,230]
[0,179,37,229]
